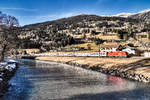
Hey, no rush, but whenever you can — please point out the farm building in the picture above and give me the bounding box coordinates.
[99,52,107,56]
[122,48,135,55]
[136,32,150,42]
[17,49,40,55]
[107,51,128,57]
[99,43,119,53]
[144,52,150,57]
[95,33,120,41]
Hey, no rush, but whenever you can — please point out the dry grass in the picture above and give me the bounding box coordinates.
[36,56,141,69]
[18,49,40,53]
[95,34,120,40]
[36,56,150,78]
[65,42,99,52]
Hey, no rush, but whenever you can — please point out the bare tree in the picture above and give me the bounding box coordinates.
[0,27,18,61]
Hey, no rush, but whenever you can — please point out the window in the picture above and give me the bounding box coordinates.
[140,35,147,38]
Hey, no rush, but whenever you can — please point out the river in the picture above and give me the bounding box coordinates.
[2,59,150,100]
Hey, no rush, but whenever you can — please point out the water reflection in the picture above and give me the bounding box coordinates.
[2,59,150,100]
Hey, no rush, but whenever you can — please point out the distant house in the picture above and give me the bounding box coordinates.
[100,43,118,53]
[121,44,135,55]
[65,47,85,51]
[144,52,150,57]
[99,52,107,56]
[17,49,40,55]
[122,48,135,55]
[96,33,120,41]
[136,32,150,41]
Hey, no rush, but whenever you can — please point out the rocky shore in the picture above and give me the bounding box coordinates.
[0,60,18,97]
[65,61,150,83]
[36,57,150,83]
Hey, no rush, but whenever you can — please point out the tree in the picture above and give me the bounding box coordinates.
[92,37,104,45]
[82,33,86,39]
[117,45,125,51]
[91,30,99,35]
[87,44,91,50]
[0,27,18,61]
[117,30,128,40]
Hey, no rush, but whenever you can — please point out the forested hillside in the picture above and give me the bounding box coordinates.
[18,14,140,51]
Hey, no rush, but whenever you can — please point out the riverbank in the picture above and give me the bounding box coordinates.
[0,60,18,97]
[36,56,150,83]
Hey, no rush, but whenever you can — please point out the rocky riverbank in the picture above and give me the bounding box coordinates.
[0,60,18,97]
[36,56,150,83]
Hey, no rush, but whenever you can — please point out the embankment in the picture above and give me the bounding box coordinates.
[0,60,18,97]
[36,56,150,83]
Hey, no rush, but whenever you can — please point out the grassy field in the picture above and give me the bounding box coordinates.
[65,42,99,52]
[36,56,150,79]
[36,56,141,69]
[18,49,40,54]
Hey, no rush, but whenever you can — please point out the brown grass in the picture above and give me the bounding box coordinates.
[36,56,150,78]
[36,56,141,69]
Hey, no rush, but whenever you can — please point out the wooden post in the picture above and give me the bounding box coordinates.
[99,44,100,57]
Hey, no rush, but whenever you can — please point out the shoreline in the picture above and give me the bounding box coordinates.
[0,61,18,97]
[36,56,150,83]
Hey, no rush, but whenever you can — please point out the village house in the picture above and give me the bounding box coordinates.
[122,48,135,55]
[97,33,120,41]
[144,52,150,57]
[136,32,150,42]
[65,47,85,52]
[99,43,119,57]
[99,43,118,53]
[17,49,40,55]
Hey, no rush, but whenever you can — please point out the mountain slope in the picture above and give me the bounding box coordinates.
[18,14,139,51]
[129,9,150,22]
[23,14,138,29]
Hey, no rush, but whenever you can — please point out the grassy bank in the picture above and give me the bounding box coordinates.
[36,57,141,69]
[35,56,150,83]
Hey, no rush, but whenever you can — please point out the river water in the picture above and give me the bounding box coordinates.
[2,59,150,100]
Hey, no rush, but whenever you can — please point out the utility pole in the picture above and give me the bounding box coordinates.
[99,44,100,57]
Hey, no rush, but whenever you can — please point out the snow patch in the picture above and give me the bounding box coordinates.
[113,13,134,17]
[5,64,16,72]
[112,9,150,18]
[0,62,8,66]
[0,78,3,81]
[0,72,3,77]
[5,59,18,63]
[138,9,150,14]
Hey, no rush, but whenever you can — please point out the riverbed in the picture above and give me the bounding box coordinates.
[2,59,150,100]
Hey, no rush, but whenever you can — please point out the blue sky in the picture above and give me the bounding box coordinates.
[0,0,150,26]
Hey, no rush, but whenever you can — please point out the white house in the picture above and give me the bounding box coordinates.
[100,44,118,53]
[144,52,150,57]
[99,52,107,57]
[122,48,135,55]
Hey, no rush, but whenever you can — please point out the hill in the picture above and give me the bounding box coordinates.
[129,9,150,22]
[18,14,140,51]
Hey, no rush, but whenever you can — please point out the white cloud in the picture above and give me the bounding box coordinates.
[138,9,150,14]
[18,12,88,26]
[32,12,81,20]
[112,13,135,17]
[57,12,80,18]
[36,15,56,19]
[0,7,38,12]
